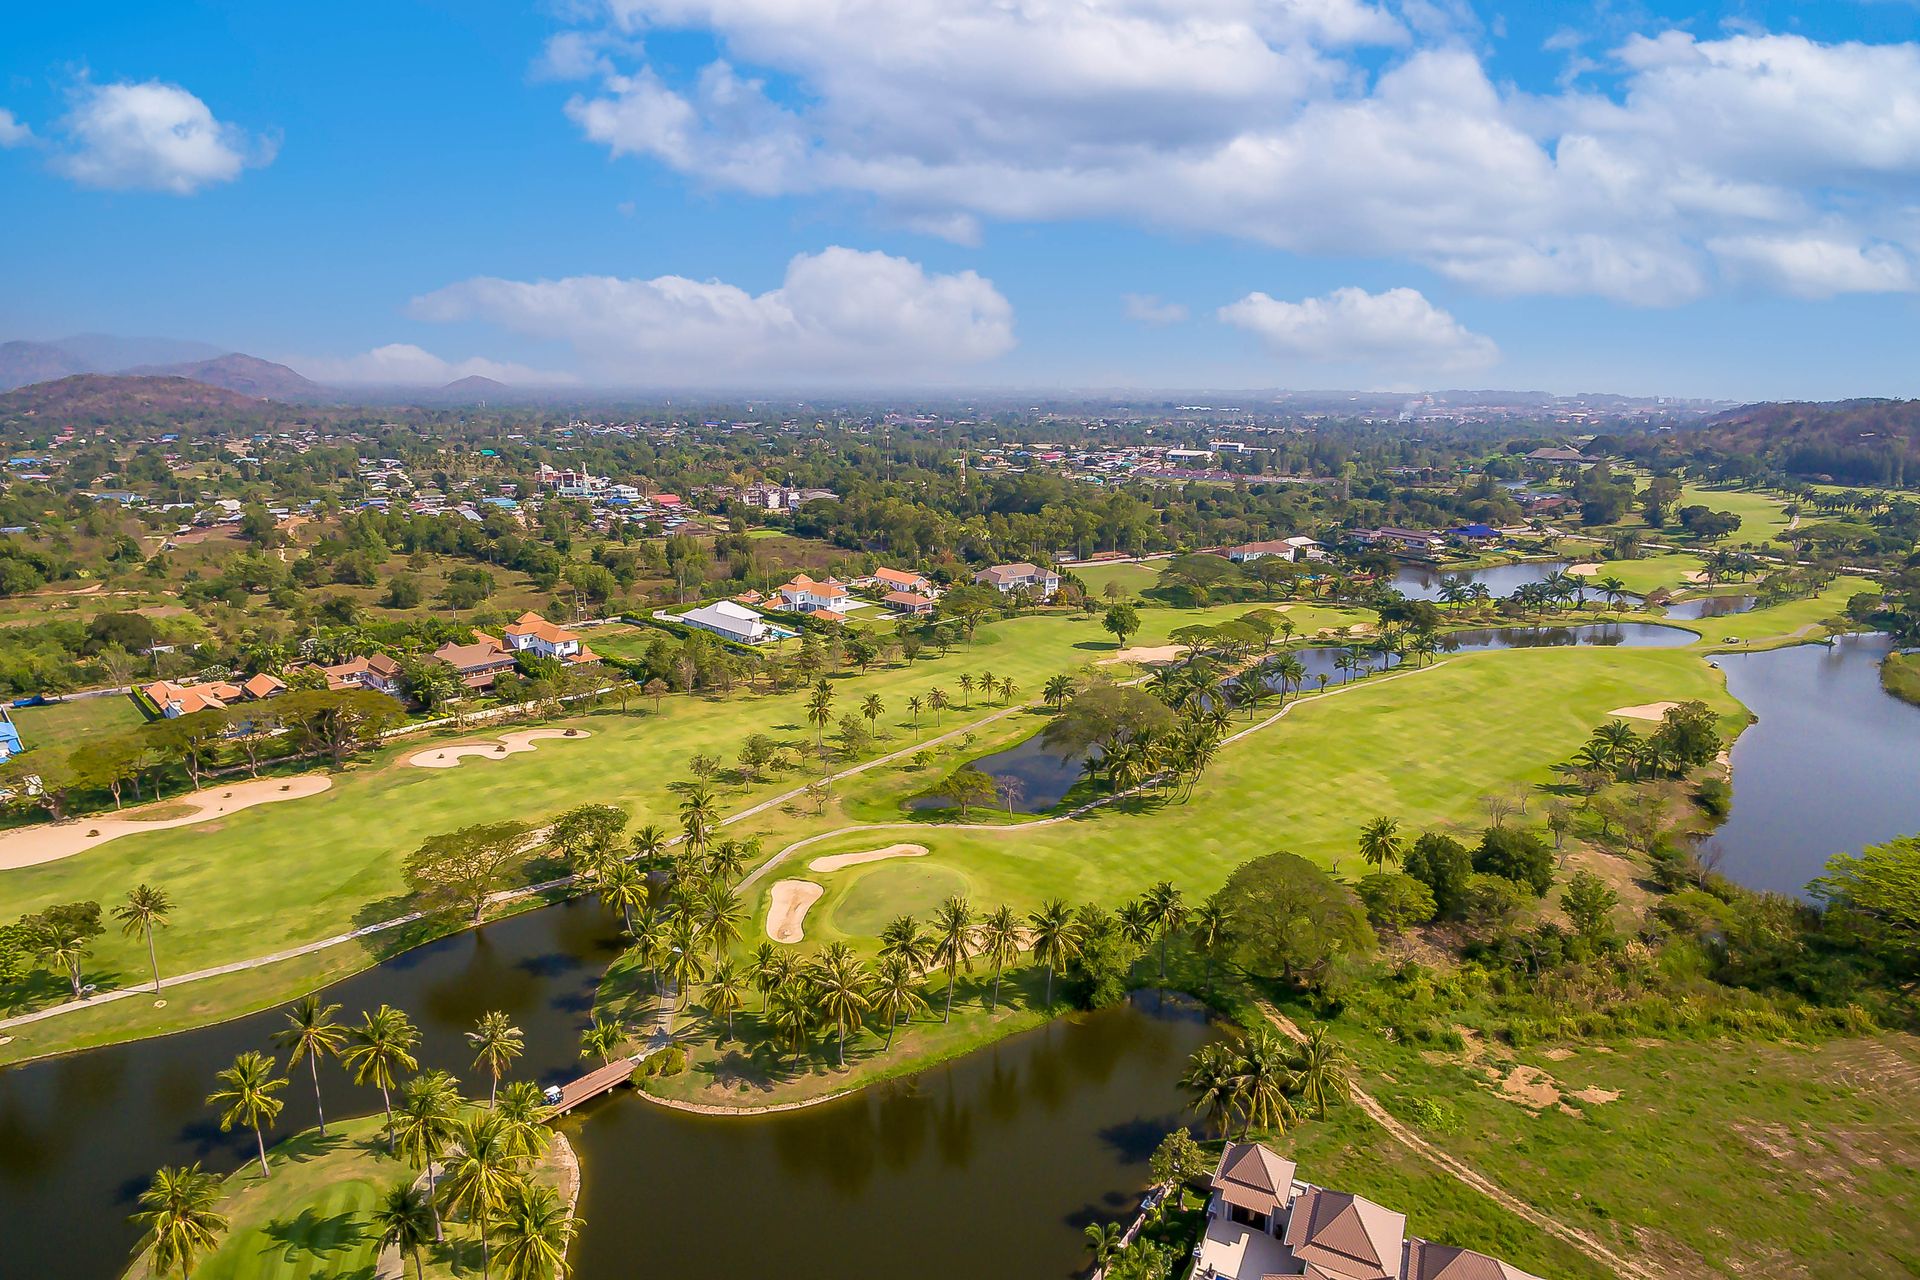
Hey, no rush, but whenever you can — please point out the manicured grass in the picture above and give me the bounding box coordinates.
[826,860,971,936]
[7,694,147,752]
[1674,484,1796,544]
[1691,575,1876,648]
[1882,651,1920,707]
[1568,552,1707,597]
[1069,560,1162,599]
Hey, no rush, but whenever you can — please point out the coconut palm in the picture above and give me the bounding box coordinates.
[492,1178,577,1280]
[811,943,872,1067]
[628,823,669,867]
[1290,1025,1353,1119]
[677,784,719,857]
[869,955,928,1048]
[579,1013,629,1066]
[707,837,752,884]
[931,895,975,1023]
[130,1164,227,1280]
[705,960,747,1039]
[878,914,935,972]
[342,1004,420,1152]
[861,693,886,739]
[927,687,950,725]
[272,995,346,1135]
[1084,1221,1126,1270]
[766,980,816,1065]
[1117,899,1154,968]
[1231,1030,1298,1140]
[467,1012,525,1107]
[393,1069,461,1242]
[1187,900,1234,994]
[667,921,710,1009]
[1143,881,1187,980]
[998,676,1017,704]
[1358,816,1403,871]
[206,1050,287,1178]
[957,673,975,707]
[1027,898,1082,1012]
[599,860,648,937]
[373,1181,436,1280]
[1180,1041,1240,1140]
[1597,574,1628,610]
[747,941,783,1010]
[113,883,173,994]
[977,905,1023,1011]
[698,883,745,963]
[494,1081,553,1161]
[440,1112,519,1280]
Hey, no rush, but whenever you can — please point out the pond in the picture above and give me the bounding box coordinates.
[1663,593,1757,621]
[1391,559,1570,602]
[0,898,1215,1280]
[1436,621,1695,651]
[1711,635,1920,896]
[907,729,1089,815]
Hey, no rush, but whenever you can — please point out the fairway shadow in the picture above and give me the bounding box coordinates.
[264,1207,368,1260]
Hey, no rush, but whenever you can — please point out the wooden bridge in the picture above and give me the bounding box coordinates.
[546,1057,639,1117]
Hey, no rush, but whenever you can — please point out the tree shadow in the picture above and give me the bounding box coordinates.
[264,1207,369,1262]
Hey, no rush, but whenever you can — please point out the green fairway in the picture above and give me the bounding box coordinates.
[1674,484,1796,544]
[825,860,972,936]
[1569,551,1707,597]
[1069,559,1163,599]
[1691,574,1877,648]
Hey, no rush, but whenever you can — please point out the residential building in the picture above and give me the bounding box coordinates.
[973,562,1061,596]
[503,612,600,665]
[851,566,937,596]
[776,574,852,614]
[1353,527,1447,555]
[676,600,783,644]
[138,677,279,718]
[1193,1142,1540,1280]
[1524,447,1590,467]
[432,632,520,690]
[317,653,406,697]
[1226,539,1302,563]
[883,590,936,617]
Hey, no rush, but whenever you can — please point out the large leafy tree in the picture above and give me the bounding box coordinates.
[1813,836,1920,978]
[1214,852,1374,988]
[405,821,534,923]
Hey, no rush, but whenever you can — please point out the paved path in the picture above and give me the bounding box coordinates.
[1254,998,1662,1280]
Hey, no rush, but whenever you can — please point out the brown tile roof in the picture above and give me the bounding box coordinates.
[1283,1187,1405,1280]
[1211,1141,1297,1218]
[1401,1240,1543,1280]
[433,637,516,672]
[779,573,849,599]
[241,673,286,699]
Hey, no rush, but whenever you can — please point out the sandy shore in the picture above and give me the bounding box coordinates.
[404,727,592,769]
[766,879,823,943]
[1607,701,1679,721]
[0,775,335,870]
[808,842,928,874]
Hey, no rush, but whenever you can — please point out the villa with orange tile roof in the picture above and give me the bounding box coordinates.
[776,574,852,614]
[432,632,520,690]
[503,611,600,665]
[139,673,286,719]
[852,566,937,595]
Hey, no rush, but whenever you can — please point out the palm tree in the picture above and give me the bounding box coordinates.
[599,860,648,936]
[861,693,886,739]
[372,1181,436,1280]
[957,673,975,708]
[468,1012,525,1107]
[494,1082,553,1162]
[667,923,710,1010]
[131,1164,228,1280]
[977,905,1023,1011]
[1144,881,1187,980]
[491,1178,577,1280]
[931,896,975,1022]
[273,995,345,1135]
[906,693,924,727]
[114,883,173,994]
[707,838,751,884]
[705,960,747,1039]
[812,942,872,1067]
[1084,1221,1126,1271]
[1117,899,1154,969]
[869,955,928,1047]
[206,1050,287,1178]
[393,1069,461,1242]
[998,676,1017,704]
[343,1004,420,1152]
[1187,900,1233,993]
[927,687,950,725]
[1231,1030,1298,1140]
[1043,674,1074,709]
[1027,898,1081,1012]
[1180,1041,1240,1139]
[878,914,935,972]
[766,980,816,1066]
[747,941,783,1011]
[628,823,669,867]
[579,1013,629,1065]
[1358,816,1403,871]
[1290,1025,1353,1119]
[1597,574,1628,610]
[698,883,745,963]
[440,1112,519,1280]
[677,785,719,857]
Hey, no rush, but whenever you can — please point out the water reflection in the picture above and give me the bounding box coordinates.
[1391,560,1570,602]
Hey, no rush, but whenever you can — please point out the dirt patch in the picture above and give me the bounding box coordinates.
[1571,1086,1622,1105]
[808,843,929,874]
[1499,1064,1563,1110]
[1096,644,1188,666]
[766,879,823,943]
[1543,1047,1576,1061]
[0,774,335,869]
[404,728,592,769]
[1608,701,1679,721]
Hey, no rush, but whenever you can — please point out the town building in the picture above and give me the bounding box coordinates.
[851,566,937,596]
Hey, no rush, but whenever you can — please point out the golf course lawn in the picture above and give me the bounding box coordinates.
[126,1114,575,1280]
[755,642,1741,949]
[1693,574,1877,648]
[1068,560,1163,599]
[1567,551,1707,597]
[1673,484,1797,544]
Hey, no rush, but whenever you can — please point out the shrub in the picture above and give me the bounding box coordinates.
[1358,872,1437,931]
[1403,1096,1463,1134]
[1694,776,1732,818]
[1474,826,1554,896]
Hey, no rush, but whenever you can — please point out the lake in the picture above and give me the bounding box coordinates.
[0,897,1214,1280]
[1391,560,1570,602]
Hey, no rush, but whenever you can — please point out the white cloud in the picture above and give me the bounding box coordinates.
[54,79,274,194]
[1218,286,1498,373]
[1708,234,1917,298]
[1123,293,1188,325]
[549,5,1920,302]
[409,246,1015,383]
[0,109,31,148]
[290,344,576,387]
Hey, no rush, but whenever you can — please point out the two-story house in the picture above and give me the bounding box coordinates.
[972,562,1061,596]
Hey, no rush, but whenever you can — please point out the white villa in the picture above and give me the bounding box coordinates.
[676,600,787,645]
[776,574,853,615]
[504,612,599,665]
[1195,1142,1541,1280]
[973,561,1061,596]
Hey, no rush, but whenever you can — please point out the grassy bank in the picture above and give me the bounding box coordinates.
[1882,650,1920,706]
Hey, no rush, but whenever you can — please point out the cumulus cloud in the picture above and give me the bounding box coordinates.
[1123,293,1188,325]
[409,246,1014,383]
[1218,286,1498,373]
[290,344,576,387]
[54,79,274,194]
[1707,235,1917,298]
[0,109,31,148]
[548,3,1920,302]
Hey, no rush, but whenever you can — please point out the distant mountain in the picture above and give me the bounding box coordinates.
[0,341,91,391]
[440,375,510,398]
[1691,398,1920,487]
[0,374,268,422]
[50,333,226,371]
[126,353,324,401]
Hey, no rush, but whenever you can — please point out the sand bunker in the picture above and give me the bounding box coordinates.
[0,774,334,870]
[1607,701,1679,722]
[1565,562,1600,576]
[1098,644,1188,666]
[1682,570,1709,584]
[766,880,823,943]
[405,728,591,769]
[808,843,929,874]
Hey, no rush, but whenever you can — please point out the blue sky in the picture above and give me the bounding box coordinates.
[3,0,1919,398]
